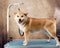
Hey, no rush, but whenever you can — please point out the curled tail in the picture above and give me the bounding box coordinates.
[52,18,56,22]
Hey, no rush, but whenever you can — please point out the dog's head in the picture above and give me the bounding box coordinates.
[14,10,28,24]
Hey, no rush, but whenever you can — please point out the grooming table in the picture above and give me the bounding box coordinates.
[4,39,60,48]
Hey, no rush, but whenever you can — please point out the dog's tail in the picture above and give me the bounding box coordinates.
[52,18,56,22]
[51,18,56,23]
[54,18,56,22]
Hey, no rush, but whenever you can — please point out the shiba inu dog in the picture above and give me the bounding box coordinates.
[14,9,60,46]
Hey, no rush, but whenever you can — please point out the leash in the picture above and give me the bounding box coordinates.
[7,2,24,40]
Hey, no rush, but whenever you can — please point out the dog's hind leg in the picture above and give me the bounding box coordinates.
[45,24,60,46]
[44,28,51,42]
[45,32,51,42]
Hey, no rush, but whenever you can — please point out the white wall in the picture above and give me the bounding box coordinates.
[8,0,56,39]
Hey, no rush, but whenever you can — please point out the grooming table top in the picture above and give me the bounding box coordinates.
[4,39,60,48]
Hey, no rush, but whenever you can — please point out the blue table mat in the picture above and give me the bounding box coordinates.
[5,39,56,47]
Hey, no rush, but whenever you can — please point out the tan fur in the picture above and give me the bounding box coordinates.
[14,11,60,46]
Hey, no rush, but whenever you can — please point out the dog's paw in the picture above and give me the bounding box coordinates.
[23,41,26,44]
[56,44,60,46]
[23,41,28,46]
[23,43,27,46]
[47,39,51,42]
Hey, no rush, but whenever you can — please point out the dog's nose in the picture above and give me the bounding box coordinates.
[19,19,21,21]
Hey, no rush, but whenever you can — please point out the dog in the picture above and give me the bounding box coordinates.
[14,10,60,46]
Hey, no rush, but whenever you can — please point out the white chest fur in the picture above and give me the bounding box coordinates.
[16,22,26,32]
[19,24,26,32]
[14,17,26,32]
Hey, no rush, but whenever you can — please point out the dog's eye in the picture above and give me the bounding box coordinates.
[17,15,19,17]
[21,16,23,17]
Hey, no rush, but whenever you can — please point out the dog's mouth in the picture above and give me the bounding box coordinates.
[18,19,24,24]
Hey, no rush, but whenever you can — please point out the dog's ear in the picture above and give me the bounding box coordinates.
[24,13,28,16]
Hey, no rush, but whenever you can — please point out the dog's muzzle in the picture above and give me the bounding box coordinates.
[18,19,24,23]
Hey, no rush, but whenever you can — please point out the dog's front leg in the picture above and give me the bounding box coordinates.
[23,31,29,46]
